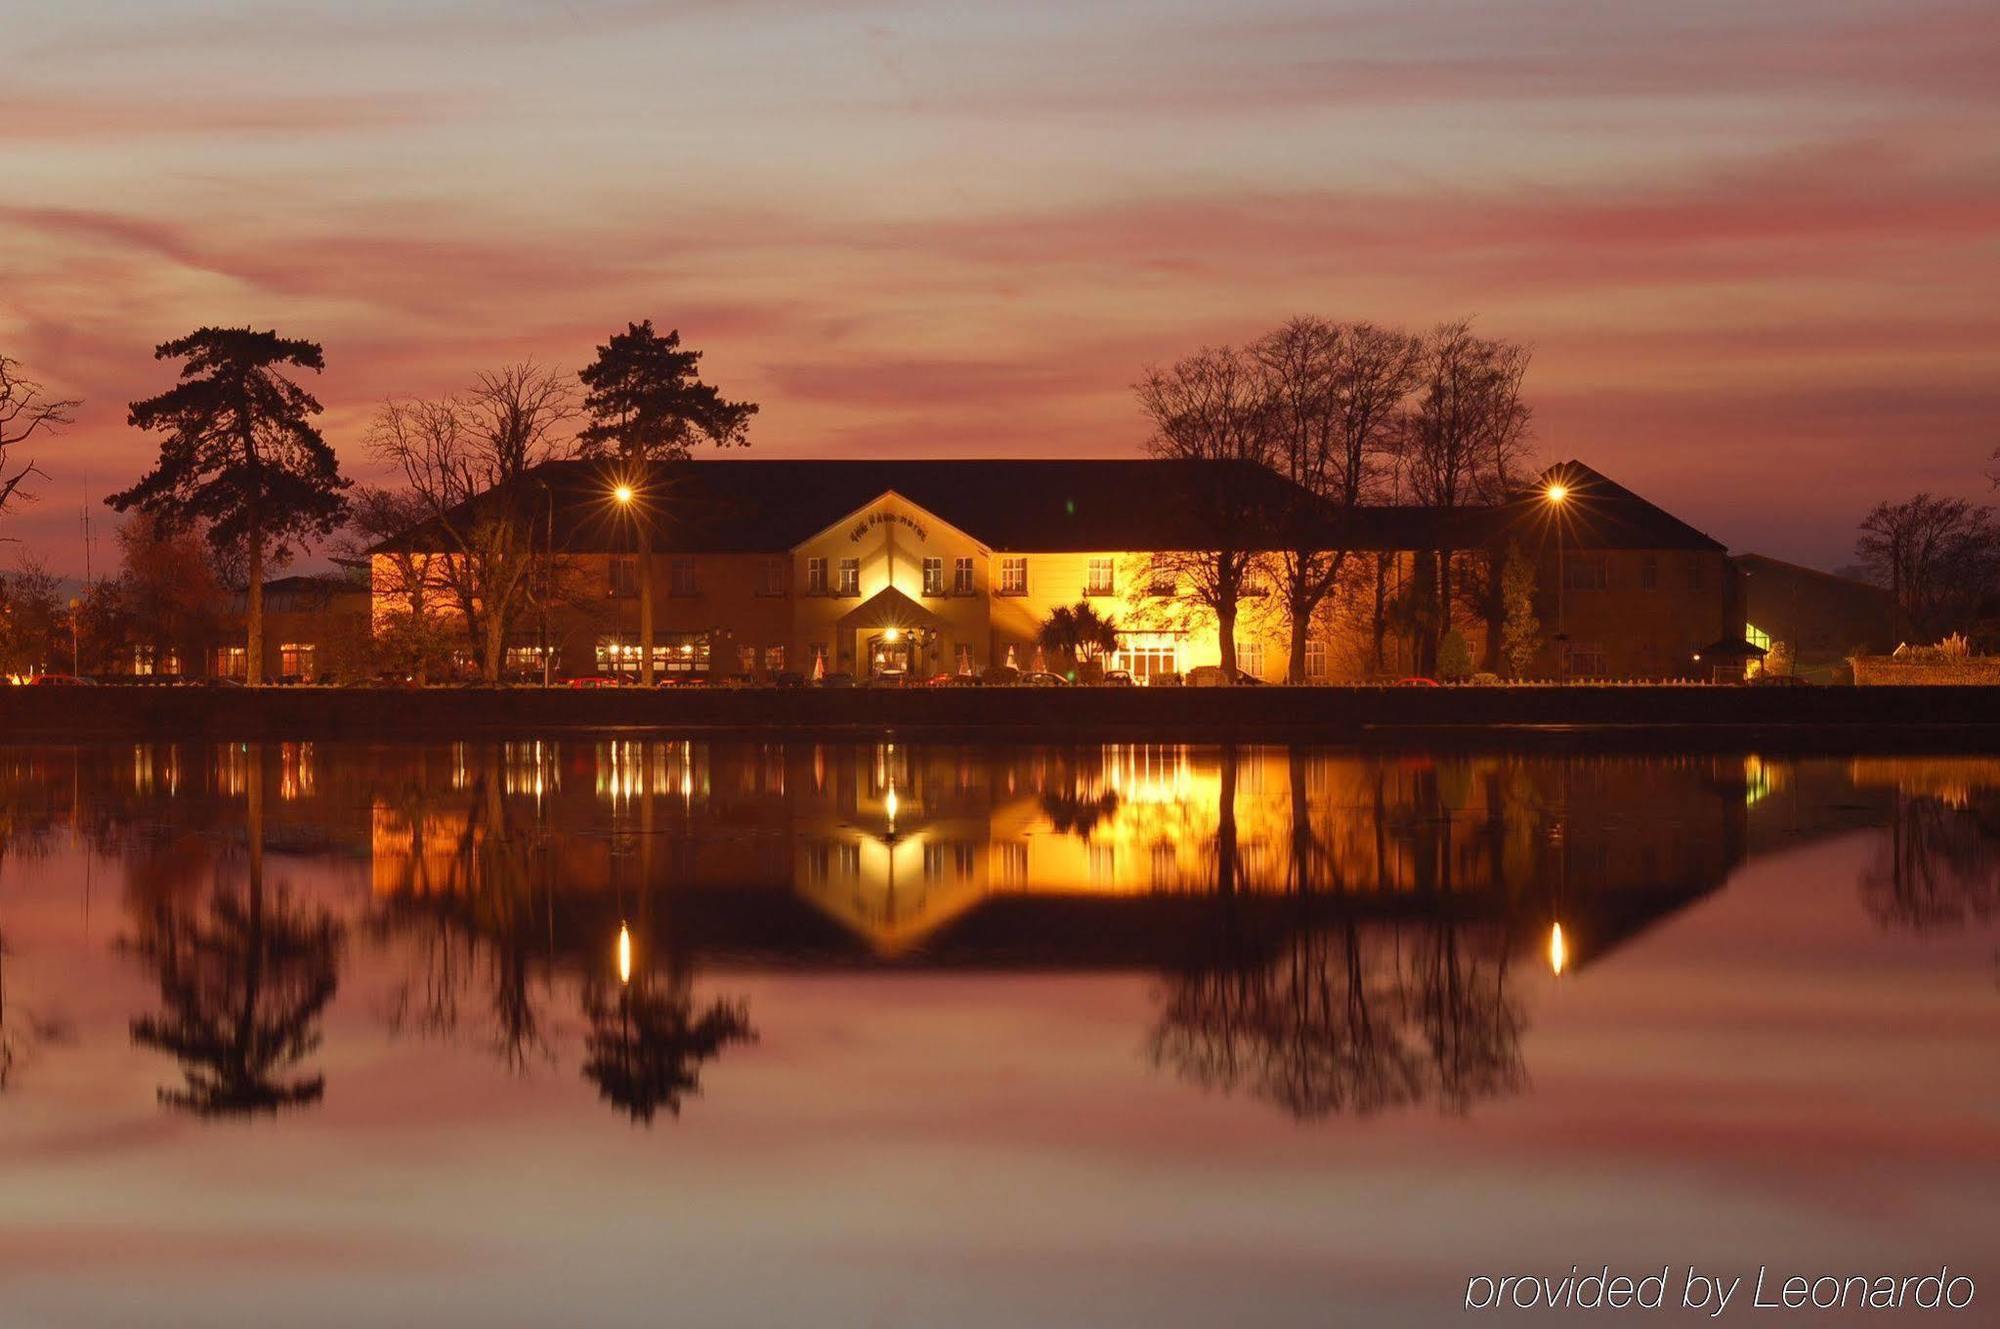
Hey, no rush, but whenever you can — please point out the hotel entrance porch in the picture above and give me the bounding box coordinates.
[838,587,947,679]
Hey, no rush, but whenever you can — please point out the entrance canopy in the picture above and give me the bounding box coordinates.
[836,586,944,637]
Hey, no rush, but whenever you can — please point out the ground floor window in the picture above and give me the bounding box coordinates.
[1110,631,1178,684]
[1563,642,1608,677]
[1234,639,1265,679]
[214,645,247,678]
[738,644,758,675]
[129,644,156,676]
[280,643,316,679]
[765,644,786,672]
[1304,638,1328,680]
[954,643,975,674]
[596,634,711,677]
[504,644,549,675]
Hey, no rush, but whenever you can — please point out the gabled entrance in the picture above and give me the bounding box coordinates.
[837,587,946,679]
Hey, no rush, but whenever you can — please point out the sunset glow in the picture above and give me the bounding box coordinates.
[4,1,1996,573]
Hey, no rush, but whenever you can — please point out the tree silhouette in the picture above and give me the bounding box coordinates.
[0,351,78,520]
[580,971,755,1125]
[577,321,756,684]
[110,328,349,684]
[128,746,343,1116]
[1036,601,1120,672]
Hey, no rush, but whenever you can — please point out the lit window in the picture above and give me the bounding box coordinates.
[738,645,758,674]
[1304,639,1328,680]
[609,557,638,598]
[1745,624,1772,651]
[130,644,155,676]
[1085,558,1115,596]
[765,645,785,672]
[214,646,247,678]
[999,557,1027,595]
[922,557,945,596]
[836,558,859,596]
[806,557,827,595]
[279,643,315,679]
[1234,639,1265,679]
[953,557,974,595]
[670,558,698,597]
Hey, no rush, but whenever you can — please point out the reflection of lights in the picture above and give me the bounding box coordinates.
[617,923,632,984]
[885,786,899,824]
[1548,922,1567,976]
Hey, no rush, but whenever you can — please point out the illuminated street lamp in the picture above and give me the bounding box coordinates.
[612,483,635,506]
[1545,480,1568,680]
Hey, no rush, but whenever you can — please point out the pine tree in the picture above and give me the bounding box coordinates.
[110,329,348,684]
[577,321,755,684]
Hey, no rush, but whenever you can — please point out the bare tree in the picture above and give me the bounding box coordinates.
[1403,322,1532,669]
[1134,346,1276,683]
[1252,318,1421,682]
[1855,494,1996,643]
[367,363,578,681]
[0,352,80,521]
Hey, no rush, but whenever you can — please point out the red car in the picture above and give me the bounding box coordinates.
[565,675,627,689]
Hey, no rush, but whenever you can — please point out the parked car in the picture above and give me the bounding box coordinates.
[1101,670,1136,687]
[566,675,627,689]
[774,671,806,689]
[924,672,983,687]
[817,671,856,689]
[1184,666,1264,687]
[1019,671,1070,687]
[28,673,97,686]
[1396,676,1441,687]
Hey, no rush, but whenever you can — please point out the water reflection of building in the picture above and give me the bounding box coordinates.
[365,742,1749,974]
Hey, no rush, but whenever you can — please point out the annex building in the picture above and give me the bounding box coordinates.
[370,457,1749,683]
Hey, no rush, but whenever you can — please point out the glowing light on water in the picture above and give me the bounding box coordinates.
[1549,922,1568,976]
[617,924,633,984]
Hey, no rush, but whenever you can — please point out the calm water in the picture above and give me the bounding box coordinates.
[0,742,1995,1328]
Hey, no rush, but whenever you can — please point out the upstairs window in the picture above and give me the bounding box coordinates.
[609,557,638,598]
[999,557,1027,595]
[806,557,827,595]
[922,557,945,597]
[1563,555,1609,591]
[953,556,974,595]
[757,557,785,597]
[1085,558,1115,597]
[670,558,698,597]
[837,558,860,596]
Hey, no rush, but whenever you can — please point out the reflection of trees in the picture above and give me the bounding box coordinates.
[1864,793,2000,933]
[128,746,344,1116]
[0,929,67,1090]
[580,972,755,1125]
[372,757,557,1072]
[1150,912,1525,1121]
[1039,789,1120,837]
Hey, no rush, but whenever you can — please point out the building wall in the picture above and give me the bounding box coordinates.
[1527,547,1738,679]
[1736,555,1893,676]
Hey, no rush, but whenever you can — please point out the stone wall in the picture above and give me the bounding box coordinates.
[1850,656,2000,686]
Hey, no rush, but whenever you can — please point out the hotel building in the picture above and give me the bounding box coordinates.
[370,456,1747,683]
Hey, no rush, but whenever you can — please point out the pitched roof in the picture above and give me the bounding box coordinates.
[368,456,1721,556]
[1493,461,1726,552]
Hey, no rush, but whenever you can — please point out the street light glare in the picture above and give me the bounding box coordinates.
[1545,482,1569,505]
[612,484,635,505]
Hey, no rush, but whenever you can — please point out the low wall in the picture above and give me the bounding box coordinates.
[3,683,1999,746]
[1850,657,2000,686]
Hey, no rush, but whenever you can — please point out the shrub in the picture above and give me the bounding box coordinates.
[1437,629,1474,682]
[1469,671,1502,686]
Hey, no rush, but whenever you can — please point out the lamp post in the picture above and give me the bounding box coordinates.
[538,479,556,688]
[1545,481,1568,680]
[67,596,80,676]
[611,482,650,685]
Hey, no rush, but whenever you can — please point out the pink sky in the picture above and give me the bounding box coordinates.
[3,0,1997,574]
